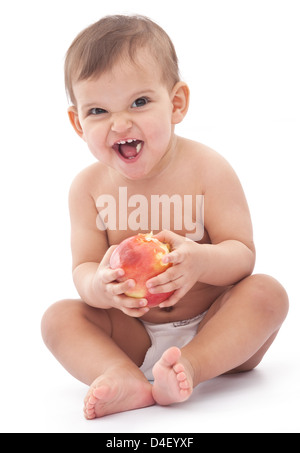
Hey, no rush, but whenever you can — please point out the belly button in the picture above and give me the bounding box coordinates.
[161,306,174,312]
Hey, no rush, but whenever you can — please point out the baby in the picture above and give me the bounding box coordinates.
[41,15,289,419]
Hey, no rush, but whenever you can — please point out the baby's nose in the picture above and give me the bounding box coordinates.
[111,112,133,133]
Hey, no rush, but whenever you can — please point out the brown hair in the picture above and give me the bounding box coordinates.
[64,15,180,105]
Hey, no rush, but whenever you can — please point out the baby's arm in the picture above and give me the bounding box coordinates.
[69,169,149,317]
[147,151,256,306]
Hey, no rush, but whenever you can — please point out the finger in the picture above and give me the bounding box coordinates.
[101,245,118,266]
[154,229,179,245]
[148,276,183,295]
[98,245,124,284]
[122,306,150,318]
[161,251,181,265]
[113,294,148,310]
[106,279,135,296]
[146,266,183,289]
[158,290,182,308]
[100,267,125,284]
[113,295,149,317]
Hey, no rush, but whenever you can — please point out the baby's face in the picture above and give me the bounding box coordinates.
[71,50,177,180]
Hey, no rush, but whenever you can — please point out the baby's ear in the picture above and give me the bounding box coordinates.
[68,106,85,140]
[171,82,190,124]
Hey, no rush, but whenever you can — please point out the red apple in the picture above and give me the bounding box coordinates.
[110,232,174,307]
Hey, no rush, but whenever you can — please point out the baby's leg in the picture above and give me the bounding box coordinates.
[152,274,288,405]
[41,300,154,418]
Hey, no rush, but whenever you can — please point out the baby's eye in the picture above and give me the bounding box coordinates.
[131,97,150,108]
[88,107,107,115]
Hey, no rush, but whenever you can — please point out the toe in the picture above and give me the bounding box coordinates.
[179,380,190,389]
[176,371,187,382]
[88,395,97,405]
[174,362,185,374]
[160,347,181,367]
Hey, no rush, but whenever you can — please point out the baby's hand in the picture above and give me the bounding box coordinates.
[146,230,203,308]
[93,246,149,317]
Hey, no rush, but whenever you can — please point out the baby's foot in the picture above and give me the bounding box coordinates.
[152,347,193,406]
[84,367,155,419]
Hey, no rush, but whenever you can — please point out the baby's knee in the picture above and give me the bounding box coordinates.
[41,299,82,349]
[248,274,289,324]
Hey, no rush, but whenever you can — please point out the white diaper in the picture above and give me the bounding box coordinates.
[139,312,207,381]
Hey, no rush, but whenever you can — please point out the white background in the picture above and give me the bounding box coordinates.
[0,0,299,433]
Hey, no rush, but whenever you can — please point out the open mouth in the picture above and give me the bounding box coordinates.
[112,139,144,161]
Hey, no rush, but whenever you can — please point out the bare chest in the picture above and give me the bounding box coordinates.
[95,180,205,245]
